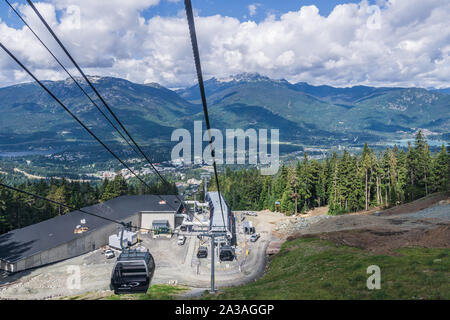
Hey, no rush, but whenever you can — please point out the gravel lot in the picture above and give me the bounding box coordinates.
[404,201,450,220]
[3,198,445,300]
[275,215,332,236]
[0,212,284,300]
[0,248,117,300]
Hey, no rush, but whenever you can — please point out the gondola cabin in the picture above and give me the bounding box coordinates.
[110,249,155,294]
[219,245,235,261]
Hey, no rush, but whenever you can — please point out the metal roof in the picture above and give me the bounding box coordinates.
[206,191,231,233]
[152,220,170,226]
[0,195,181,263]
[117,249,152,262]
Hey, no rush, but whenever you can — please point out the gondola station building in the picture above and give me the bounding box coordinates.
[0,195,183,272]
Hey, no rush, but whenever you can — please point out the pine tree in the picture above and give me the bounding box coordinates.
[431,144,449,192]
[273,165,288,205]
[361,143,372,211]
[47,185,69,215]
[297,153,312,212]
[328,152,340,214]
[288,165,299,214]
[417,132,431,196]
[405,142,417,201]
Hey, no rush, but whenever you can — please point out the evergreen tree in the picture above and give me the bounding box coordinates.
[47,185,69,215]
[1,134,446,235]
[101,174,129,201]
[297,153,312,212]
[360,143,373,211]
[431,144,449,192]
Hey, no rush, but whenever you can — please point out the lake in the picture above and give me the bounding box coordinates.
[387,139,448,147]
[0,150,57,157]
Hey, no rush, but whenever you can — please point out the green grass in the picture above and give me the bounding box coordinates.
[107,284,188,300]
[203,238,450,300]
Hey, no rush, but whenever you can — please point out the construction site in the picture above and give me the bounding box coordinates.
[0,188,271,299]
[0,191,448,300]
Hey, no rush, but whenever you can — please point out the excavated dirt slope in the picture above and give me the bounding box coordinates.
[287,193,450,255]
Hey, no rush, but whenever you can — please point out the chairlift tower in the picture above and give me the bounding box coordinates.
[198,232,227,293]
[200,173,211,198]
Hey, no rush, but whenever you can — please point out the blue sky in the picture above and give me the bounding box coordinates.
[0,0,377,28]
[141,0,376,21]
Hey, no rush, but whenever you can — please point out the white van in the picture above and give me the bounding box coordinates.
[177,235,186,246]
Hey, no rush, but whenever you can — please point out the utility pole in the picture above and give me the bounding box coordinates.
[200,173,210,200]
[193,189,198,213]
[210,234,215,293]
[198,232,226,293]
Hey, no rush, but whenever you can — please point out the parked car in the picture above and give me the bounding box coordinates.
[249,233,260,242]
[244,226,255,234]
[177,235,186,246]
[104,249,115,259]
[197,246,208,258]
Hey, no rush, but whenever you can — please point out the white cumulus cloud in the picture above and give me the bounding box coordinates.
[0,0,449,89]
[248,3,259,17]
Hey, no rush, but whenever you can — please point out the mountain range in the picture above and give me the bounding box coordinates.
[0,73,448,156]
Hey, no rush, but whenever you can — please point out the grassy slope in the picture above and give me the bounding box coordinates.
[204,238,449,300]
[107,284,188,300]
[64,284,187,300]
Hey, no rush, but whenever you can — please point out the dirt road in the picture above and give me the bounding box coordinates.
[0,211,287,300]
[13,168,92,182]
[1,194,447,299]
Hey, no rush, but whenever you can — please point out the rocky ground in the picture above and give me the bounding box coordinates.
[274,215,332,238]
[284,195,450,256]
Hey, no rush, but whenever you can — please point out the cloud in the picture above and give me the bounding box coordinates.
[248,3,259,17]
[0,0,449,89]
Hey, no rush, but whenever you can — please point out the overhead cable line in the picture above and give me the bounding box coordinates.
[0,42,185,212]
[2,0,204,225]
[4,0,140,157]
[24,0,207,226]
[184,0,226,229]
[25,0,185,208]
[0,183,207,236]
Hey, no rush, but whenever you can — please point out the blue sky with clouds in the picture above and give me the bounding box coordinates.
[0,1,378,26]
[139,0,376,21]
[0,0,448,89]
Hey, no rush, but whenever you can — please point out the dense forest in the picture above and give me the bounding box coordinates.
[208,131,449,215]
[0,131,448,234]
[0,174,177,235]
